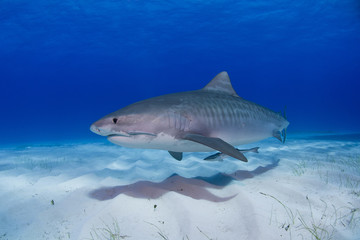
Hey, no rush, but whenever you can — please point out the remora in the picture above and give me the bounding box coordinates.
[90,71,289,162]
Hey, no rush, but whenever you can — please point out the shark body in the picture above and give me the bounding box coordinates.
[90,72,289,162]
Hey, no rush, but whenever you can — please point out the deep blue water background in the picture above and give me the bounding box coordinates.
[1,0,360,144]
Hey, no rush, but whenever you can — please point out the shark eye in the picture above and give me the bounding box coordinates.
[112,118,118,124]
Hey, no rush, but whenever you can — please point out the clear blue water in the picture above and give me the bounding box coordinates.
[1,0,360,144]
[1,3,360,238]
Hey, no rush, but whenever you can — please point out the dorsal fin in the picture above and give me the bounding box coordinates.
[202,71,239,97]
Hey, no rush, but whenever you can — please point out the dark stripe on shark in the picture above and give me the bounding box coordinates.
[190,97,284,129]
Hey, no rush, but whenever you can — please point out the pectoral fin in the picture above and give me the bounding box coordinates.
[168,151,183,161]
[183,133,248,162]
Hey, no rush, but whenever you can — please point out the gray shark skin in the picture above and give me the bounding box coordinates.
[90,72,289,162]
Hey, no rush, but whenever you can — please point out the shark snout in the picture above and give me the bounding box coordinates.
[90,124,102,135]
[90,119,131,137]
[90,124,115,136]
[90,120,114,136]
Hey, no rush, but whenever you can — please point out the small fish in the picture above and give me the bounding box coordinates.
[204,147,260,161]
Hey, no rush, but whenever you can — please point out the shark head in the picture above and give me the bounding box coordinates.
[90,101,167,146]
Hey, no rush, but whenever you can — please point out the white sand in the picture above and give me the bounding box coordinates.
[0,133,359,240]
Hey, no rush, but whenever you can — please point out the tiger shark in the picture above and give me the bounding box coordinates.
[90,71,289,162]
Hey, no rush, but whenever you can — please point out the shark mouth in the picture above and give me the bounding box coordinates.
[108,131,157,138]
[107,132,131,138]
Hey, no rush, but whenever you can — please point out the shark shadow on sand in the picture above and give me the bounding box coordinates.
[88,159,279,202]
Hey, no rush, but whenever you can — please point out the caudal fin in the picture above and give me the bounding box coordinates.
[282,128,287,143]
[282,106,288,143]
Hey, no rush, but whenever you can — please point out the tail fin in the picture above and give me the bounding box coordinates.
[274,106,288,143]
[273,130,283,142]
[282,128,287,143]
[282,106,287,143]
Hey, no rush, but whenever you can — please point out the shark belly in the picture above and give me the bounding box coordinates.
[108,133,215,152]
[108,120,276,152]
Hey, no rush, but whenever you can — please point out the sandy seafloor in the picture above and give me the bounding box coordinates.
[0,133,359,240]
